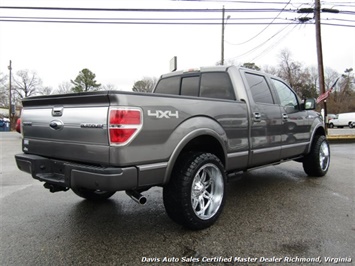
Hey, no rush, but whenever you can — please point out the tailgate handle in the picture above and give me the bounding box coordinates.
[52,107,63,117]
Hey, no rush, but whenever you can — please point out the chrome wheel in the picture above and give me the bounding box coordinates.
[303,135,330,177]
[163,152,227,230]
[191,163,224,220]
[319,141,330,171]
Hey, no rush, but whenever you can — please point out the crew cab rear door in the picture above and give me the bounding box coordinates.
[242,70,283,167]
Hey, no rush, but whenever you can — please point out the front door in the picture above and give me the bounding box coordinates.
[271,78,313,159]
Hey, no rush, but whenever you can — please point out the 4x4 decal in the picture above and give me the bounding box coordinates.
[147,110,179,119]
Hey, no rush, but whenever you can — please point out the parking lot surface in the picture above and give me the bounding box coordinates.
[1,132,354,265]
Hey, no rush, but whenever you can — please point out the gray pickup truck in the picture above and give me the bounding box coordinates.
[15,66,330,230]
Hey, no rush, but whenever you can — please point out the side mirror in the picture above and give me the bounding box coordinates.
[304,98,316,110]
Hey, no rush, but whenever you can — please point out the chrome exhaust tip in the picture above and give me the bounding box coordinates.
[126,190,147,205]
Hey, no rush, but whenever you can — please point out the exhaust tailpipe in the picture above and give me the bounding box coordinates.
[126,190,147,205]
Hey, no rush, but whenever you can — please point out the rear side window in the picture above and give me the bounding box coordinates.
[200,73,235,100]
[155,76,180,95]
[245,73,274,104]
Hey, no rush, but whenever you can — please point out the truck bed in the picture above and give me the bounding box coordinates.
[21,90,249,168]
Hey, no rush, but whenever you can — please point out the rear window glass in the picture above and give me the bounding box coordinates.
[154,72,236,100]
[200,73,235,100]
[181,76,199,97]
[154,76,180,95]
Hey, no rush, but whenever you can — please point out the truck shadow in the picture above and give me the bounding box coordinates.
[55,165,326,263]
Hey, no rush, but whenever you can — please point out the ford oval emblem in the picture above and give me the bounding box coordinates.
[49,120,64,130]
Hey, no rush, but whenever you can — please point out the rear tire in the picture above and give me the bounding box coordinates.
[72,187,115,201]
[303,135,330,177]
[163,152,227,230]
[329,123,334,128]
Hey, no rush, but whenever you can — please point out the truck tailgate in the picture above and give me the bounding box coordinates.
[21,92,110,165]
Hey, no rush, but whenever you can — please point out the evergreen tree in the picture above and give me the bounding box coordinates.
[71,68,101,93]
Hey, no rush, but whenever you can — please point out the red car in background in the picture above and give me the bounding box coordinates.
[16,118,21,133]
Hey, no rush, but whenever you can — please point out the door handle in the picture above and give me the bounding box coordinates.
[282,113,288,121]
[253,112,261,122]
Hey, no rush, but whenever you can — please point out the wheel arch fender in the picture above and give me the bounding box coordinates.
[163,117,227,184]
[308,124,326,153]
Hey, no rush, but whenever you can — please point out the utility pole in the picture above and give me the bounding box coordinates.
[221,6,225,65]
[298,1,339,134]
[8,60,12,127]
[315,0,327,133]
[221,6,231,65]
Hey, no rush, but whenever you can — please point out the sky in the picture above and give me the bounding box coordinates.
[0,0,354,92]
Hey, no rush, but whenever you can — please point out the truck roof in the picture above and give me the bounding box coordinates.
[160,65,234,78]
[159,65,276,80]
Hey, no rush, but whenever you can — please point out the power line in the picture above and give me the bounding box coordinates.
[320,22,355,27]
[227,22,299,61]
[249,23,301,62]
[173,0,314,4]
[321,18,355,23]
[172,0,355,8]
[225,0,292,45]
[0,18,301,25]
[0,5,352,26]
[339,10,355,15]
[0,16,299,22]
[0,16,353,27]
[0,6,294,13]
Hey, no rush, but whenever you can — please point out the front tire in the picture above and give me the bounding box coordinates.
[72,187,116,201]
[303,135,330,177]
[163,152,227,230]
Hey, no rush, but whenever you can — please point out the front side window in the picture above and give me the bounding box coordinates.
[272,78,299,113]
[245,73,274,104]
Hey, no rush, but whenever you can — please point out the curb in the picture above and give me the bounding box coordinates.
[327,135,355,143]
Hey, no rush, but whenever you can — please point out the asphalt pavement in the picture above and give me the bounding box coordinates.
[1,132,354,266]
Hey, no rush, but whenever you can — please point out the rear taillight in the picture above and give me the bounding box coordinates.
[109,108,142,145]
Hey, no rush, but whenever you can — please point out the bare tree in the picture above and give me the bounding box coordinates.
[276,49,317,99]
[56,82,73,94]
[132,77,157,93]
[262,65,278,76]
[277,49,302,89]
[37,86,53,96]
[0,72,8,107]
[337,68,354,112]
[13,70,42,98]
[100,84,118,91]
[324,67,339,91]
